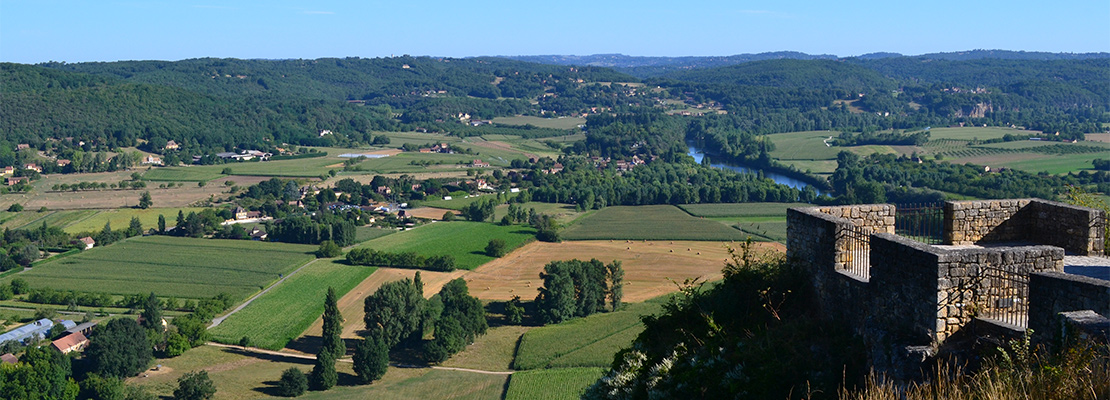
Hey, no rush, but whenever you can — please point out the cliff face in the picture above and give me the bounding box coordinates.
[955,102,994,118]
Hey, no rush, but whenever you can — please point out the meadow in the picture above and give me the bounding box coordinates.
[492,116,585,130]
[355,221,536,270]
[419,193,513,210]
[560,205,750,241]
[1,236,316,300]
[505,367,606,400]
[512,300,665,370]
[209,260,376,350]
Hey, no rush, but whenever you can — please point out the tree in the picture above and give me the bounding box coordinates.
[425,278,487,363]
[504,296,524,325]
[308,350,337,391]
[176,210,185,235]
[11,278,29,294]
[277,367,308,397]
[7,203,23,212]
[352,334,389,384]
[158,214,166,234]
[315,241,342,258]
[79,374,124,400]
[607,261,625,311]
[85,318,153,378]
[164,331,191,357]
[173,371,216,400]
[485,238,507,257]
[127,216,143,237]
[138,191,152,209]
[0,345,79,400]
[321,287,345,360]
[140,292,163,331]
[364,278,426,349]
[442,211,456,221]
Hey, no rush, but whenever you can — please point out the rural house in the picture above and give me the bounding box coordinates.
[6,176,28,186]
[472,159,490,168]
[1,166,13,175]
[23,163,41,173]
[78,236,95,249]
[0,353,17,364]
[141,155,163,165]
[50,331,88,354]
[164,140,180,150]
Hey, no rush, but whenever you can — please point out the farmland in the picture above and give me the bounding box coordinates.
[492,116,585,130]
[209,260,376,350]
[1,236,316,300]
[63,207,206,233]
[355,221,536,270]
[462,240,775,302]
[560,205,751,241]
[678,202,808,218]
[513,299,666,370]
[505,368,606,400]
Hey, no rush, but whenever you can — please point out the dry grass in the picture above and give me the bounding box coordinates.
[0,172,269,210]
[462,240,784,302]
[405,207,460,220]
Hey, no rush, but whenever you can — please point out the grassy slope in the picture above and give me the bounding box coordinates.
[209,260,376,350]
[513,300,666,370]
[356,221,536,270]
[1,236,316,300]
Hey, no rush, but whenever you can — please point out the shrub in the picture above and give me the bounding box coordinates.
[485,239,507,257]
[277,367,308,397]
[7,203,23,212]
[315,241,342,258]
[174,370,216,400]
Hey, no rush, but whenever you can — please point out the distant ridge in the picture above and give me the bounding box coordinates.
[494,50,1110,77]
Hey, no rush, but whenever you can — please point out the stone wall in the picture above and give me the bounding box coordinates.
[945,199,1032,245]
[945,199,1105,255]
[1028,271,1110,345]
[1029,200,1106,256]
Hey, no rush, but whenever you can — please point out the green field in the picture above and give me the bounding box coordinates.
[62,207,206,233]
[927,126,1030,141]
[297,368,507,400]
[560,205,751,241]
[420,193,513,211]
[513,300,664,370]
[494,202,585,226]
[210,261,376,350]
[505,367,606,400]
[2,236,316,300]
[766,130,842,161]
[678,202,808,218]
[492,116,585,130]
[0,211,53,230]
[356,221,536,270]
[8,209,98,230]
[1001,153,1109,174]
[354,226,396,243]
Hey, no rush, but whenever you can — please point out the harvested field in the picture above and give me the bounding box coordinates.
[463,240,784,302]
[405,207,460,220]
[0,174,268,210]
[560,205,751,241]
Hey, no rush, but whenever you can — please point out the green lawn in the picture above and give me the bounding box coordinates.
[505,367,606,400]
[2,236,317,300]
[356,221,536,270]
[560,205,751,241]
[766,130,842,161]
[63,207,205,234]
[210,260,376,350]
[421,193,514,211]
[513,300,665,370]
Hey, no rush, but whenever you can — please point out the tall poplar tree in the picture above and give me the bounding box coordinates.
[321,287,344,360]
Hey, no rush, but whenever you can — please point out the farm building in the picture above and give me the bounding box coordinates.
[1,166,12,175]
[0,319,54,345]
[0,353,17,364]
[65,321,97,336]
[78,236,95,249]
[6,176,28,186]
[141,155,163,165]
[50,331,88,354]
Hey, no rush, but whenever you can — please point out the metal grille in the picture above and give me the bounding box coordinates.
[979,265,1029,328]
[895,202,945,245]
[840,225,871,280]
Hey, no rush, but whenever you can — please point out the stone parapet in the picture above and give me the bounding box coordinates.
[1029,271,1110,346]
[945,199,1105,255]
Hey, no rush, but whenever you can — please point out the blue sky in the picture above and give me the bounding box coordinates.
[1,0,1108,63]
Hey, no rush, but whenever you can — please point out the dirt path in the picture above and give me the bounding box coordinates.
[208,258,320,329]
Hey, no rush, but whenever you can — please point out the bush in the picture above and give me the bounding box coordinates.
[485,238,507,257]
[277,367,308,397]
[442,211,456,221]
[315,241,342,258]
[174,370,216,400]
[7,203,23,212]
[352,336,388,385]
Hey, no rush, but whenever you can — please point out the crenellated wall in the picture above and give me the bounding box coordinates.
[945,199,1105,255]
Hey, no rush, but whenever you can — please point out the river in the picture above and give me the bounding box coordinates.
[686,144,826,195]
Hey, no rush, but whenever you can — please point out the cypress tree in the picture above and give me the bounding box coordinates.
[308,350,336,391]
[321,287,344,360]
[352,334,389,384]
